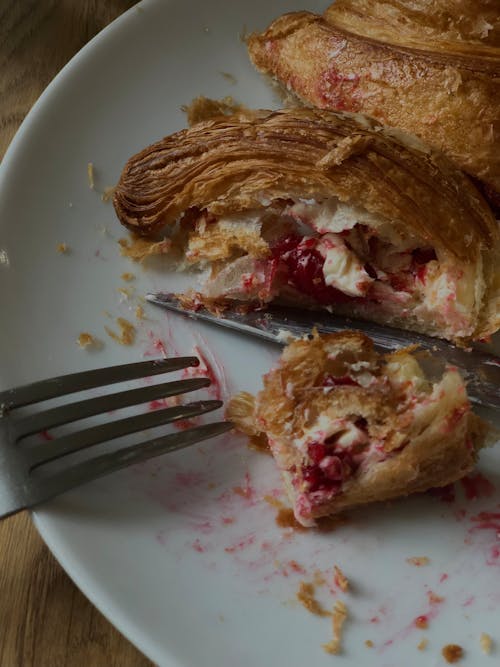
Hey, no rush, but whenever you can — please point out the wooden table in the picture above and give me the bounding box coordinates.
[0,3,152,665]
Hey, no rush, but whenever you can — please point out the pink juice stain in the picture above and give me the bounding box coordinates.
[469,510,500,536]
[181,345,224,401]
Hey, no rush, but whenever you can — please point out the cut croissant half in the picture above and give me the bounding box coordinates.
[227,332,489,526]
[246,3,500,210]
[113,107,500,344]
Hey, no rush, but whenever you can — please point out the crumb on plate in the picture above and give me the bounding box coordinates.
[313,570,326,587]
[322,600,347,655]
[275,508,306,532]
[333,565,349,592]
[442,644,463,663]
[121,272,135,281]
[87,162,95,190]
[117,287,134,301]
[296,582,330,617]
[417,638,428,651]
[263,495,284,509]
[181,95,254,126]
[220,71,237,85]
[135,305,145,320]
[56,242,69,254]
[365,640,373,648]
[77,332,98,349]
[104,317,135,345]
[406,556,430,566]
[247,432,271,454]
[101,185,116,202]
[480,633,492,654]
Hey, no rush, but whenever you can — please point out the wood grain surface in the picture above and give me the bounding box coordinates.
[0,2,153,665]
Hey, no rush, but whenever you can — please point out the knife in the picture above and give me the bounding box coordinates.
[146,292,500,415]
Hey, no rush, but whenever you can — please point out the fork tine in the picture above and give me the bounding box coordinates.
[30,421,233,505]
[0,357,199,410]
[28,400,223,468]
[15,377,210,438]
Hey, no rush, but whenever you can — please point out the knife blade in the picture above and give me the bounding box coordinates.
[146,291,500,414]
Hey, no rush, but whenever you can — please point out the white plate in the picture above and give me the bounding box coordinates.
[1,1,499,665]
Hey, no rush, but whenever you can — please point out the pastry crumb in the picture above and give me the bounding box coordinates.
[417,638,428,651]
[117,287,134,301]
[105,317,136,345]
[220,71,237,85]
[333,565,349,592]
[101,185,116,202]
[322,600,347,655]
[428,591,444,604]
[276,508,306,532]
[77,332,98,349]
[313,570,326,587]
[247,432,270,454]
[181,95,252,126]
[135,305,145,320]
[226,391,259,436]
[263,494,284,509]
[121,272,135,281]
[118,236,171,262]
[87,162,95,190]
[56,242,69,254]
[480,633,492,654]
[406,556,430,566]
[296,582,330,617]
[442,644,463,663]
[365,640,373,648]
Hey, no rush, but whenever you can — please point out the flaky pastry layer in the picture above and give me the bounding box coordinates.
[246,7,500,203]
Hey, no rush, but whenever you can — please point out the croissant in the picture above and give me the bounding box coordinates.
[113,107,500,344]
[247,2,500,210]
[227,331,489,526]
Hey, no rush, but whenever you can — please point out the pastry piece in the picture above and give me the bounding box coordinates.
[246,5,500,209]
[227,332,488,526]
[113,107,500,343]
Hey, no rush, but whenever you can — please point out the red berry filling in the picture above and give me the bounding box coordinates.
[302,442,355,496]
[271,235,355,305]
[323,375,360,387]
[297,417,372,502]
[271,231,438,304]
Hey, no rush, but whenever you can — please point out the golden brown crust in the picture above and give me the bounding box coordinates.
[113,107,497,264]
[325,0,500,62]
[246,11,500,198]
[236,332,489,524]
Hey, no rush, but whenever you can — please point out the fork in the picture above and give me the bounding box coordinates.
[0,357,232,519]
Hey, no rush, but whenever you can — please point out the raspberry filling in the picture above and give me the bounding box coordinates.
[302,442,355,495]
[298,417,370,501]
[270,235,355,305]
[323,375,360,387]
[270,231,437,305]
